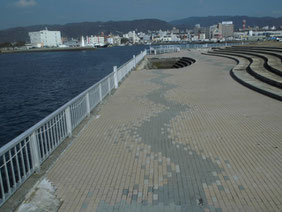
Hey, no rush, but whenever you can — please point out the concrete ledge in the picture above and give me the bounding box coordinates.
[203,52,282,101]
[212,50,282,88]
[230,68,282,101]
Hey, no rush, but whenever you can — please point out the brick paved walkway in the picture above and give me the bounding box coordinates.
[47,49,282,212]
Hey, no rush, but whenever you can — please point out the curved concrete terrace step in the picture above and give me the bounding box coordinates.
[172,57,196,69]
[172,64,183,69]
[219,48,282,76]
[203,52,282,101]
[177,60,190,67]
[179,59,192,65]
[214,49,282,82]
[231,46,282,55]
[231,46,282,50]
[212,50,282,88]
[230,46,282,57]
[174,62,186,68]
[182,57,196,64]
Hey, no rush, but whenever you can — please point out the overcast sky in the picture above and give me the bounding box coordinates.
[0,0,282,30]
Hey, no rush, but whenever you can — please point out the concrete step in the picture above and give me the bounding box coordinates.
[211,50,282,88]
[172,64,183,69]
[231,66,282,101]
[177,60,190,67]
[203,52,282,101]
[171,57,196,69]
[179,58,192,65]
[229,46,282,60]
[231,46,282,53]
[182,57,196,64]
[218,49,282,76]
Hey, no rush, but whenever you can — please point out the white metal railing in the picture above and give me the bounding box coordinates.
[149,45,180,55]
[0,49,147,207]
[181,42,245,49]
[148,43,246,54]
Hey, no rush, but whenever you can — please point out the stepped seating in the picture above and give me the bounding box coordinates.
[172,57,196,69]
[212,50,282,88]
[230,46,282,61]
[230,47,282,62]
[219,48,282,76]
[203,46,282,101]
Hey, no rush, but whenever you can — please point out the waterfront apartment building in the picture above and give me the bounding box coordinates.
[85,35,105,47]
[124,31,140,44]
[29,29,62,47]
[218,21,234,38]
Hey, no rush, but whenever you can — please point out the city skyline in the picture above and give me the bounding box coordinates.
[0,0,282,30]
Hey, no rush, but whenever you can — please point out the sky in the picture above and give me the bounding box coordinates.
[0,0,282,30]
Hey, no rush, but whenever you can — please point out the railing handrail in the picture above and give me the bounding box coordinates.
[147,43,246,55]
[0,71,114,155]
[118,58,132,71]
[0,49,148,207]
[0,52,141,155]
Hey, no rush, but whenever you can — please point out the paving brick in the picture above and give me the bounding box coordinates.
[46,50,282,212]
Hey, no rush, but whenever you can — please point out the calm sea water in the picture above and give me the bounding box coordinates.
[0,45,146,147]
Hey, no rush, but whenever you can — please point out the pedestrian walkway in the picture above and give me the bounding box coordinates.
[47,49,282,212]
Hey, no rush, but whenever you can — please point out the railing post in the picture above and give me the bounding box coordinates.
[133,55,136,68]
[30,132,41,172]
[65,106,72,137]
[86,92,90,117]
[108,77,111,94]
[113,66,118,89]
[99,83,102,102]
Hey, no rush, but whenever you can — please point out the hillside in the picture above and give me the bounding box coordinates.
[1,16,282,43]
[170,16,282,29]
[0,19,172,43]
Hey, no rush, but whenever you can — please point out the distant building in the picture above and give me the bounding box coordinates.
[63,38,79,47]
[107,37,114,45]
[193,25,209,40]
[212,28,223,40]
[85,35,105,47]
[124,31,140,44]
[209,25,218,39]
[172,27,180,34]
[198,33,206,40]
[113,36,121,46]
[79,36,85,47]
[218,21,234,38]
[29,29,62,47]
[137,32,151,43]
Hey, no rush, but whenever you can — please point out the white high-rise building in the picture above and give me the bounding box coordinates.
[29,29,62,47]
[218,21,234,38]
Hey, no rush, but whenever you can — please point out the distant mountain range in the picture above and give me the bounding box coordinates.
[0,19,171,43]
[170,16,282,29]
[0,16,282,43]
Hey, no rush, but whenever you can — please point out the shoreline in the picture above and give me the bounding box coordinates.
[0,46,100,54]
[0,41,248,55]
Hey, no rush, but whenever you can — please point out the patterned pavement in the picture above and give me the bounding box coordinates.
[46,49,282,212]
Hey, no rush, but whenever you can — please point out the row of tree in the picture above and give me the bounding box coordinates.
[0,41,26,48]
